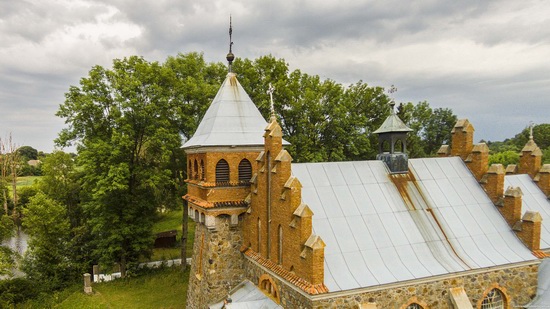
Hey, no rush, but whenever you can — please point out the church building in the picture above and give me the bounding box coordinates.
[182,42,550,308]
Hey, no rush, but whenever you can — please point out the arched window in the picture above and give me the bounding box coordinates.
[481,288,505,309]
[278,225,283,265]
[238,159,252,183]
[381,140,390,153]
[215,159,230,183]
[200,160,205,180]
[394,139,404,153]
[406,304,423,309]
[193,159,198,180]
[259,274,280,304]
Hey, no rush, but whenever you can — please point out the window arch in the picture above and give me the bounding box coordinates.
[406,304,423,309]
[394,139,404,153]
[238,159,252,183]
[215,159,230,183]
[193,159,198,180]
[400,297,427,309]
[200,160,205,180]
[259,274,280,304]
[481,288,505,309]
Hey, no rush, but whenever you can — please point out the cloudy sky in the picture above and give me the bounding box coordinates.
[1,0,549,152]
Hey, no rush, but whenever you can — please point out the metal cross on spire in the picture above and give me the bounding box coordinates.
[267,83,276,121]
[529,121,534,141]
[387,85,397,114]
[226,15,235,72]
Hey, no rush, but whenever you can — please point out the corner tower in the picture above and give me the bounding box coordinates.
[183,24,269,308]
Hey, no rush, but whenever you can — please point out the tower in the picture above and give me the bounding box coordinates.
[183,20,268,308]
[374,102,413,173]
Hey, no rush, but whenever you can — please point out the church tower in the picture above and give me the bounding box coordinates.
[183,21,268,308]
[374,102,413,173]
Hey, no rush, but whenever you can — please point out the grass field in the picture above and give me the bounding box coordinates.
[152,209,196,259]
[19,267,191,309]
[16,176,41,188]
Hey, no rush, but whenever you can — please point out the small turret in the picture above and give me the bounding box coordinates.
[374,102,413,173]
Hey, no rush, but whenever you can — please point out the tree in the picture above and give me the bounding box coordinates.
[17,146,38,161]
[21,193,75,290]
[56,56,185,276]
[397,102,457,157]
[489,150,520,166]
[0,215,14,276]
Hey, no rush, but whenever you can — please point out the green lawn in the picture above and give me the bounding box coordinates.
[16,176,41,188]
[41,267,190,309]
[152,209,196,259]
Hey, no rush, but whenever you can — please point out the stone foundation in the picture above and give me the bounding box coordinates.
[186,215,246,309]
[243,256,538,309]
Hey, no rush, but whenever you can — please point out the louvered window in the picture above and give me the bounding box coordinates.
[215,159,230,183]
[200,160,205,180]
[481,289,504,309]
[238,159,252,183]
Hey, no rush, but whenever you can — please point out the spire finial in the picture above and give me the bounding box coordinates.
[387,85,397,115]
[226,15,235,72]
[267,83,276,121]
[529,121,534,141]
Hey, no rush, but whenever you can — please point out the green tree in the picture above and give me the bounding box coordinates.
[56,56,184,276]
[511,124,550,150]
[22,193,76,290]
[397,102,457,157]
[489,150,520,166]
[0,215,14,275]
[17,146,38,161]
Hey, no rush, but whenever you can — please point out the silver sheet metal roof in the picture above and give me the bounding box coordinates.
[292,157,536,292]
[182,73,269,149]
[505,174,550,250]
[209,280,283,309]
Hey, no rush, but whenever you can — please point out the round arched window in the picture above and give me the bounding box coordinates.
[481,288,504,309]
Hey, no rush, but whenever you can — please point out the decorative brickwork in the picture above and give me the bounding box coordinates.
[518,138,542,178]
[501,186,523,227]
[481,164,505,204]
[243,117,326,290]
[516,211,543,251]
[465,143,489,181]
[534,164,550,197]
[451,119,474,161]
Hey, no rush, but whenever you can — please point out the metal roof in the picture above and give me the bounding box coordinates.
[209,280,283,309]
[373,113,413,134]
[182,73,269,149]
[505,174,550,250]
[292,157,536,292]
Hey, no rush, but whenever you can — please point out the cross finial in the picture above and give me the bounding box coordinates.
[529,121,534,141]
[226,15,235,72]
[267,83,276,121]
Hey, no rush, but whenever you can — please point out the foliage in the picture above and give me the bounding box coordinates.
[21,192,77,290]
[489,150,520,166]
[0,214,15,275]
[56,56,188,275]
[0,277,42,307]
[487,123,550,165]
[397,102,457,157]
[17,146,38,161]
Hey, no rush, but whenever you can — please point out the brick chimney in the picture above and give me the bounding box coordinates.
[451,119,474,161]
[481,164,505,204]
[465,143,489,182]
[515,211,542,251]
[437,145,451,157]
[502,186,523,227]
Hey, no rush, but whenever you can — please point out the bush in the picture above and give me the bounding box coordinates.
[0,277,42,306]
